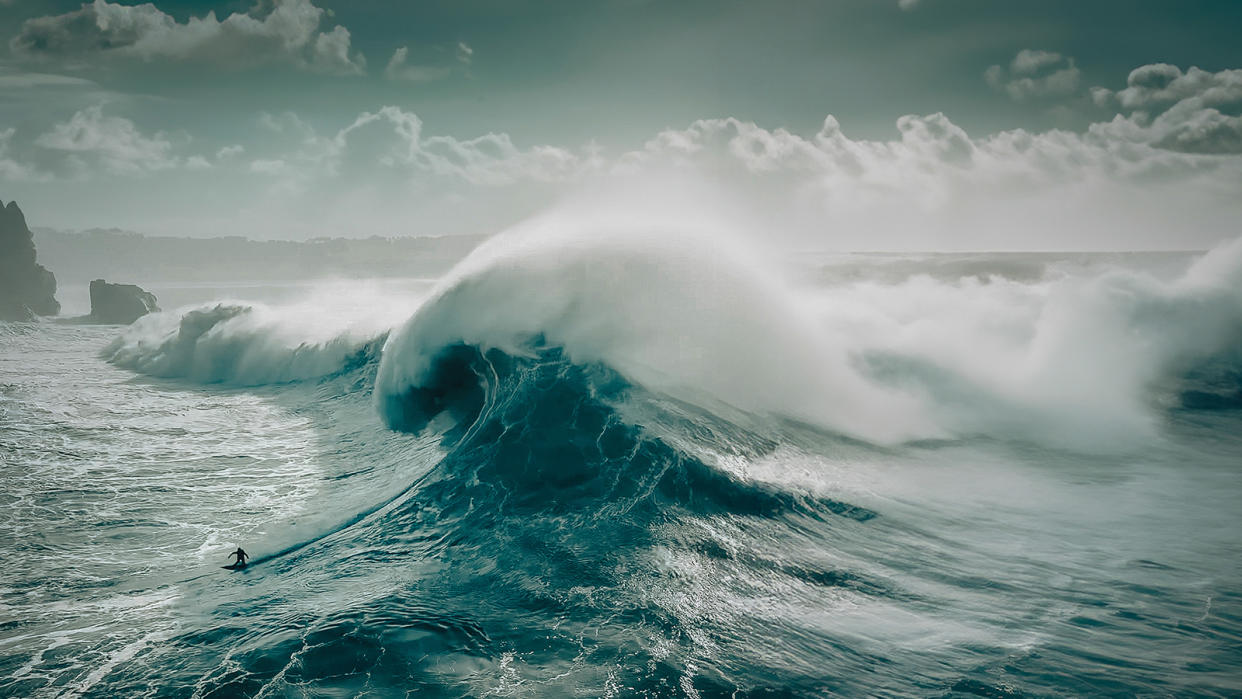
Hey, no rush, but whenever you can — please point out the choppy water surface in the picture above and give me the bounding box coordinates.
[3,243,1242,697]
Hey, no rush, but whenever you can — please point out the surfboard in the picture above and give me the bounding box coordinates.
[222,563,247,570]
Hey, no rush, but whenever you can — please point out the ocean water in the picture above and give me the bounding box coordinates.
[2,227,1242,697]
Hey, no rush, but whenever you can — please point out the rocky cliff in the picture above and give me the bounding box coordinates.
[89,279,159,325]
[0,200,59,321]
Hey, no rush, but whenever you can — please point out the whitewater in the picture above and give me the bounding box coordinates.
[2,217,1241,696]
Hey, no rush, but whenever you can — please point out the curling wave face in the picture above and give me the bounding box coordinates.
[375,220,939,445]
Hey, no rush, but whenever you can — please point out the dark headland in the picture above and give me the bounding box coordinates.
[0,199,59,321]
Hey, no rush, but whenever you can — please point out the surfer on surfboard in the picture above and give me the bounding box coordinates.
[226,547,249,569]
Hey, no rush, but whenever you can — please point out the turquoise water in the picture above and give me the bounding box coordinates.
[2,243,1242,697]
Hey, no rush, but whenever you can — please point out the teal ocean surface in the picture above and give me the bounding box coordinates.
[2,233,1241,697]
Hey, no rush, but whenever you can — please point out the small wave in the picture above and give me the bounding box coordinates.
[104,303,386,385]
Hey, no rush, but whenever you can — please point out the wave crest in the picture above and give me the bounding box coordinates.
[375,217,937,444]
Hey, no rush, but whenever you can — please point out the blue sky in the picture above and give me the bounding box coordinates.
[0,0,1240,249]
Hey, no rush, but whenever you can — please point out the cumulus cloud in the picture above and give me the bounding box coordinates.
[630,107,1235,193]
[11,0,365,75]
[1011,49,1063,76]
[986,50,1081,101]
[11,58,1241,246]
[1114,64,1242,110]
[238,58,1242,207]
[603,96,1242,248]
[227,73,1241,243]
[1089,64,1242,155]
[249,106,581,188]
[34,105,176,174]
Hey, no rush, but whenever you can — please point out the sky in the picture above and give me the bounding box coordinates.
[0,0,1240,250]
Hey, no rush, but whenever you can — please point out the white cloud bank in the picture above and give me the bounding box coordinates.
[11,0,365,75]
[2,61,1240,248]
[210,76,1242,246]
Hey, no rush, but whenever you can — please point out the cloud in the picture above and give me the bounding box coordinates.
[1114,64,1242,110]
[384,47,451,82]
[34,105,176,174]
[246,106,581,189]
[239,59,1242,206]
[986,50,1081,101]
[0,68,94,89]
[12,58,1242,247]
[0,128,48,182]
[606,95,1242,249]
[1011,49,1064,76]
[1089,64,1242,154]
[898,0,921,10]
[11,0,365,75]
[235,77,1242,245]
[384,43,472,82]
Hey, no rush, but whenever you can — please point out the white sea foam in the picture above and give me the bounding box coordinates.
[818,237,1242,449]
[104,281,424,385]
[376,196,1242,449]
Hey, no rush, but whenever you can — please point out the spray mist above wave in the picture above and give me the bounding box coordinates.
[104,283,423,385]
[827,237,1242,449]
[376,199,1242,451]
[375,212,938,445]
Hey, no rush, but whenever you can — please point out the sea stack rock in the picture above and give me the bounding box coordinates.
[89,279,159,325]
[0,199,59,321]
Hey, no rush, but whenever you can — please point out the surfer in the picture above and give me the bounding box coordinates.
[228,547,249,568]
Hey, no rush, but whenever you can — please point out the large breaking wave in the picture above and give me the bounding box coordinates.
[76,221,1242,696]
[374,218,937,445]
[376,217,1242,452]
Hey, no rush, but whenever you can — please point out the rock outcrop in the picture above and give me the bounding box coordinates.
[0,200,59,321]
[89,279,159,325]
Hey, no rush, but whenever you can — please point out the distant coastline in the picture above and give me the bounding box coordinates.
[33,228,488,287]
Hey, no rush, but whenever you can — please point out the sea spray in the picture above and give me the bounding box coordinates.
[375,213,938,445]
